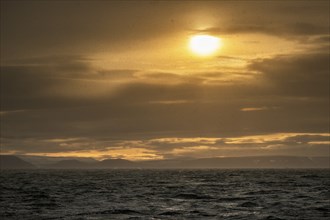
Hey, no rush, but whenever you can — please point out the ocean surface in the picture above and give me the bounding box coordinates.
[0,169,329,219]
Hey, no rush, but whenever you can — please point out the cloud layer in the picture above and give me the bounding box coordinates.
[1,1,329,159]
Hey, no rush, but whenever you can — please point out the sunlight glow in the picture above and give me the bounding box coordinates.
[189,35,221,56]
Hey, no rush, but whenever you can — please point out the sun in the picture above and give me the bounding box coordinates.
[189,35,221,56]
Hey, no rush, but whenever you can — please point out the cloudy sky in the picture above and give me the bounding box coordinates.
[1,1,329,160]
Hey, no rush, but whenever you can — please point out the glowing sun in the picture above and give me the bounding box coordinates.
[189,35,221,56]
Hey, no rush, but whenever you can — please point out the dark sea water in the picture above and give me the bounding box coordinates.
[0,169,329,220]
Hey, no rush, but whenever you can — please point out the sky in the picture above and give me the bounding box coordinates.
[0,1,329,160]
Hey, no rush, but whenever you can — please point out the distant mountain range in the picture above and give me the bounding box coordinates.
[1,155,329,169]
[0,155,36,169]
[15,155,97,166]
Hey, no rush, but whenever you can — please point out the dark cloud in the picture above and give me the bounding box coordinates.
[284,134,330,144]
[249,51,329,97]
[0,56,139,111]
[2,1,329,60]
[198,23,329,38]
[1,1,195,60]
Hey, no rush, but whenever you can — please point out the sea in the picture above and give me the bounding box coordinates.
[0,169,329,219]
